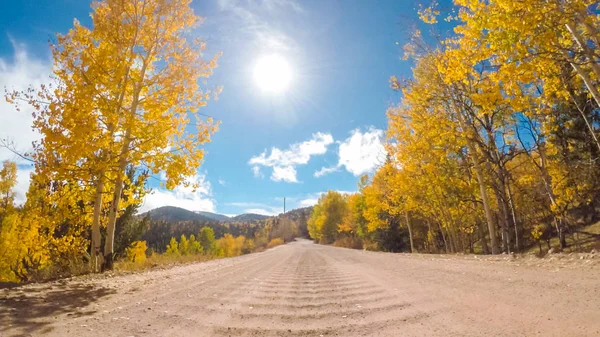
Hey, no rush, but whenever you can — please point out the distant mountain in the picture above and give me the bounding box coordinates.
[231,213,271,222]
[196,211,231,222]
[144,207,270,223]
[140,206,312,252]
[145,206,214,222]
[284,206,313,220]
[281,207,312,237]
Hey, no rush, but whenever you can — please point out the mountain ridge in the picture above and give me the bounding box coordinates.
[142,206,283,223]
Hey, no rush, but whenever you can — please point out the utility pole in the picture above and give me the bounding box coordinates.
[283,197,286,214]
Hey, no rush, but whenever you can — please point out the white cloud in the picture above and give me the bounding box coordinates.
[298,190,356,207]
[271,166,297,183]
[314,127,386,177]
[249,132,333,183]
[299,196,319,207]
[0,41,49,163]
[252,165,263,178]
[338,127,386,175]
[218,178,226,186]
[217,0,303,52]
[226,202,265,208]
[140,173,216,213]
[250,132,333,167]
[0,41,51,204]
[225,201,283,216]
[262,0,304,13]
[243,208,279,216]
[314,166,339,177]
[14,166,34,205]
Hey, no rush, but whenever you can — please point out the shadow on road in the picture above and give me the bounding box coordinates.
[0,283,116,335]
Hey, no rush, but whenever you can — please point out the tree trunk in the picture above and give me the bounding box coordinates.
[459,231,466,253]
[504,179,520,252]
[445,227,455,253]
[478,220,490,254]
[405,212,415,253]
[446,87,499,254]
[91,174,105,273]
[554,218,567,250]
[563,48,600,114]
[559,226,567,249]
[484,125,514,254]
[575,11,600,49]
[565,22,600,86]
[103,136,131,271]
[470,152,499,254]
[555,41,600,152]
[469,233,473,254]
[426,219,436,253]
[438,221,449,254]
[491,181,511,254]
[102,58,145,270]
[569,91,600,153]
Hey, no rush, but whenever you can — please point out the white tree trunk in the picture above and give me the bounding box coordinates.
[405,212,415,253]
[103,135,131,271]
[91,174,105,272]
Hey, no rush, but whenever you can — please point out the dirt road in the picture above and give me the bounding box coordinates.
[2,239,599,336]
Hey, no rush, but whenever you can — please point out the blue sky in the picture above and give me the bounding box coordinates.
[0,0,448,216]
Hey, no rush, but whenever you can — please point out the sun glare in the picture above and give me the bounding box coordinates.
[253,54,292,93]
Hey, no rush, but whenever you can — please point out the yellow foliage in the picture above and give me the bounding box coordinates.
[417,6,439,24]
[0,160,17,213]
[125,241,147,263]
[308,191,347,244]
[5,0,222,268]
[0,212,50,282]
[531,225,545,241]
[179,235,190,255]
[216,234,245,257]
[165,237,180,256]
[267,238,284,248]
[242,238,255,254]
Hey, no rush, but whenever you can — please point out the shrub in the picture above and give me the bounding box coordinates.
[242,238,255,254]
[333,236,363,249]
[179,235,189,255]
[125,240,147,263]
[188,234,202,255]
[216,234,245,257]
[165,237,180,256]
[267,238,284,248]
[198,227,216,255]
[362,240,379,251]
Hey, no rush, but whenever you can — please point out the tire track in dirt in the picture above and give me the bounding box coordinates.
[205,241,426,336]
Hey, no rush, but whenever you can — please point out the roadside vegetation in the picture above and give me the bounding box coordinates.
[116,227,273,272]
[309,0,600,256]
[114,215,301,272]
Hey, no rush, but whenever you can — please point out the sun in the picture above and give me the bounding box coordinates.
[253,54,292,93]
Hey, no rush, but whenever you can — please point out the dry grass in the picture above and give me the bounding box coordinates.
[267,238,284,248]
[333,236,363,249]
[26,258,91,283]
[115,237,289,272]
[114,253,213,272]
[525,221,600,255]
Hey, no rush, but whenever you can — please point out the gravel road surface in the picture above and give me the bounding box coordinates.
[2,239,599,336]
